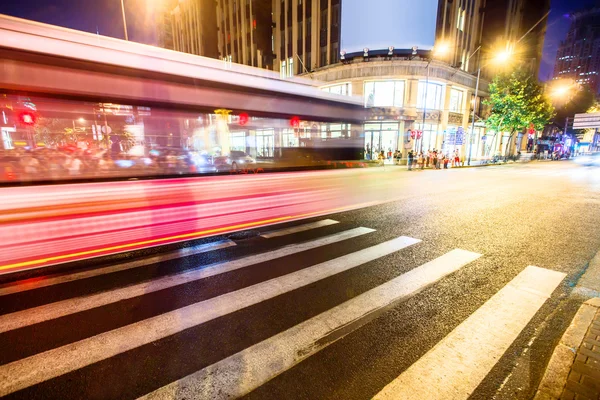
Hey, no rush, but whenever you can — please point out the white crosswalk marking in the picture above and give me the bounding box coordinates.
[0,227,375,334]
[139,249,481,400]
[0,239,237,296]
[260,219,339,238]
[0,235,419,396]
[373,265,566,400]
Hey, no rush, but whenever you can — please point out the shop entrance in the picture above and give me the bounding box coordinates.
[364,122,399,161]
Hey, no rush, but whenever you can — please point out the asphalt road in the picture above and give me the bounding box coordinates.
[1,161,599,400]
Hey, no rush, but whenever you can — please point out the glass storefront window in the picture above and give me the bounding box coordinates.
[230,131,246,151]
[417,81,444,110]
[449,89,464,113]
[415,123,439,151]
[282,129,299,147]
[256,129,274,158]
[364,81,405,108]
[321,83,352,96]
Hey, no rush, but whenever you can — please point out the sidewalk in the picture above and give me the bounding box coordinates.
[536,250,600,400]
[535,298,600,400]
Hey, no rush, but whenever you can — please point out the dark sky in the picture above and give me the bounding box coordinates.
[0,0,595,80]
[0,0,159,44]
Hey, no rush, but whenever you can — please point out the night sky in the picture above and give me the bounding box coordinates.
[0,0,595,81]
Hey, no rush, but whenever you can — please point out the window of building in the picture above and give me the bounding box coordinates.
[280,59,287,78]
[414,123,439,151]
[298,20,303,38]
[321,82,352,96]
[282,129,299,147]
[364,80,405,108]
[288,57,294,77]
[320,46,327,67]
[230,131,247,151]
[449,89,464,113]
[417,81,444,110]
[321,10,328,30]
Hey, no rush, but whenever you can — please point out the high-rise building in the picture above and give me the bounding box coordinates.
[480,0,550,78]
[271,0,486,77]
[157,0,177,50]
[164,0,273,68]
[216,0,274,68]
[169,0,219,59]
[553,7,600,93]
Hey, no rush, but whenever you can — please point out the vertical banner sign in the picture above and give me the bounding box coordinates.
[455,127,465,145]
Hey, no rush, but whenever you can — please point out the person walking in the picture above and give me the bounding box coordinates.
[418,152,425,170]
[444,153,449,169]
[437,150,443,169]
[408,150,414,171]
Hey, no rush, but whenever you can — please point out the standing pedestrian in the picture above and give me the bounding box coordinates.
[444,153,449,169]
[408,150,414,171]
[437,150,443,169]
[418,152,425,170]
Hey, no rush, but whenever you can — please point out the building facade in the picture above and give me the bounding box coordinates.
[170,0,219,59]
[312,57,492,161]
[480,0,550,78]
[271,0,486,78]
[553,7,600,93]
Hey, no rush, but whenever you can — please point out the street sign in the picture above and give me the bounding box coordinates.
[455,127,465,145]
[573,112,600,129]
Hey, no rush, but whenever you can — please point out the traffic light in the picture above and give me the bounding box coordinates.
[19,111,36,126]
[290,116,300,128]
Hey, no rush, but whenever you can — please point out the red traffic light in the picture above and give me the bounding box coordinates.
[290,116,300,128]
[239,112,249,126]
[19,111,37,126]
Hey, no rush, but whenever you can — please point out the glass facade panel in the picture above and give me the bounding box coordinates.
[417,82,444,110]
[364,80,405,107]
[449,89,464,113]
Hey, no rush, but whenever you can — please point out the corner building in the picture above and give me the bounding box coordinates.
[277,0,492,161]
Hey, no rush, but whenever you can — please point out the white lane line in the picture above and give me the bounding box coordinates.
[0,227,375,334]
[139,249,481,400]
[260,219,339,238]
[0,240,237,297]
[0,235,420,397]
[373,265,566,400]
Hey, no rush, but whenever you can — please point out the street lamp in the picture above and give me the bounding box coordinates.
[120,0,129,41]
[419,44,450,152]
[466,46,514,165]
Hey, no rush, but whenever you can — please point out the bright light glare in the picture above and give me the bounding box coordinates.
[78,118,85,122]
[494,50,512,63]
[433,43,450,57]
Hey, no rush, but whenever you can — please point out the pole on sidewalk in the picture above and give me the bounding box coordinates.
[468,67,481,166]
[120,0,129,41]
[420,62,430,154]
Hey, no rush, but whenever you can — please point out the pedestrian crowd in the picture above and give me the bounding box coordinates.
[405,149,464,171]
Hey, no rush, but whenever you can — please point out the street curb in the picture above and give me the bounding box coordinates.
[534,298,600,399]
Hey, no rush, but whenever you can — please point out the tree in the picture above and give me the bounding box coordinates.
[484,68,555,154]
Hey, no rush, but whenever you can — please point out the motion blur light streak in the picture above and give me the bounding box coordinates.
[0,170,394,274]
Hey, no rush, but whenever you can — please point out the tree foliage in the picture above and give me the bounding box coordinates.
[484,69,555,134]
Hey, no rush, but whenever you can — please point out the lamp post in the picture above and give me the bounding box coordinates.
[466,45,482,166]
[419,44,449,153]
[120,0,129,41]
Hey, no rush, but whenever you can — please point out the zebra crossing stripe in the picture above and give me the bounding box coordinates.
[0,239,237,296]
[0,227,375,334]
[139,249,481,400]
[0,235,419,396]
[260,219,339,238]
[373,265,566,400]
